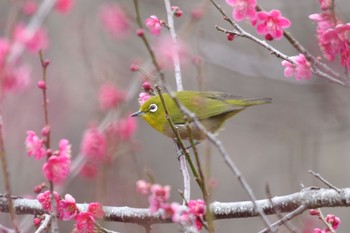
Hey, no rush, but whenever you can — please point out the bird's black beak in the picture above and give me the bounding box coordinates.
[130,111,145,117]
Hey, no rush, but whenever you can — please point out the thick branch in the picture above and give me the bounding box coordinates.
[1,188,350,225]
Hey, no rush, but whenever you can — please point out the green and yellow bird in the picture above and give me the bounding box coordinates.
[131,91,271,140]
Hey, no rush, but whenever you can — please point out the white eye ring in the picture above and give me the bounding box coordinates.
[149,104,158,113]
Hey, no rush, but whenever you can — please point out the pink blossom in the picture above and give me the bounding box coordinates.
[320,29,343,61]
[55,0,74,14]
[319,0,332,10]
[58,139,71,158]
[81,126,107,160]
[98,83,125,110]
[42,152,71,184]
[309,13,338,36]
[255,10,291,40]
[80,162,98,178]
[155,36,189,68]
[87,202,104,219]
[145,16,162,36]
[340,49,350,70]
[58,194,78,220]
[226,0,256,21]
[13,24,48,53]
[149,184,171,213]
[37,190,60,211]
[1,63,31,95]
[100,3,130,39]
[25,131,46,160]
[336,24,350,69]
[325,214,341,230]
[74,212,95,233]
[112,117,137,141]
[74,203,103,232]
[22,0,37,15]
[188,199,205,216]
[138,92,151,105]
[136,180,151,195]
[281,54,312,81]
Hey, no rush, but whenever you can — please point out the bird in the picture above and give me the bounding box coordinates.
[131,91,271,141]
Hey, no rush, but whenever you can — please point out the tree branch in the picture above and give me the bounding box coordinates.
[1,188,350,226]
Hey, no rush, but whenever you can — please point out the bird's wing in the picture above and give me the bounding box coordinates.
[169,92,242,124]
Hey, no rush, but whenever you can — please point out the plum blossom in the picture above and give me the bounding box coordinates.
[81,126,107,161]
[111,117,137,141]
[13,24,48,53]
[42,151,71,184]
[281,54,312,81]
[22,0,37,15]
[148,184,171,213]
[136,180,151,195]
[255,10,291,40]
[74,202,104,232]
[58,194,78,220]
[25,131,46,160]
[145,16,162,36]
[100,3,130,39]
[1,63,31,95]
[98,82,125,110]
[138,92,151,105]
[155,36,189,68]
[226,0,257,21]
[319,0,332,11]
[55,0,74,14]
[37,190,60,211]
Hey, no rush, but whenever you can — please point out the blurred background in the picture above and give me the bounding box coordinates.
[0,0,350,232]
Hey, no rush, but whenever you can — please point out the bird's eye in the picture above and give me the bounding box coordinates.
[149,104,158,113]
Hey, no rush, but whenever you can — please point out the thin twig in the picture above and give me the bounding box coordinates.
[164,0,183,91]
[39,51,58,233]
[94,221,120,233]
[0,116,19,233]
[265,183,297,233]
[184,120,215,232]
[308,170,341,193]
[258,205,307,233]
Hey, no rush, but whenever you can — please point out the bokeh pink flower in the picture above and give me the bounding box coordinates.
[100,3,130,39]
[13,23,48,53]
[81,126,107,161]
[55,0,74,14]
[98,82,125,110]
[226,0,257,21]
